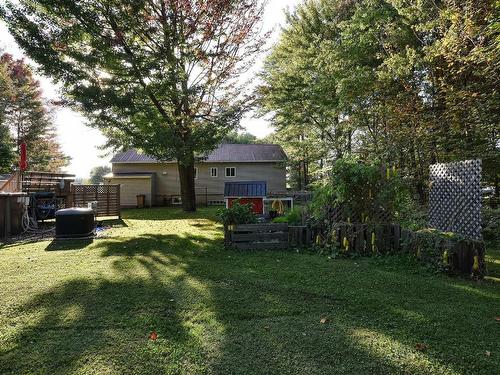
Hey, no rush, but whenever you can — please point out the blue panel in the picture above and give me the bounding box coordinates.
[224,181,267,197]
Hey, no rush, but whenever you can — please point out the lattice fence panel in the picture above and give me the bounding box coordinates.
[429,160,482,240]
[72,184,121,217]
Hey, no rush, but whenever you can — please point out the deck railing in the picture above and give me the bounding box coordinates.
[0,172,20,193]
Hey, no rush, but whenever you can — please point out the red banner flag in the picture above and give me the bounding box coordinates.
[20,142,27,172]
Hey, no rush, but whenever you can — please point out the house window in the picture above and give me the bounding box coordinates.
[194,167,198,179]
[225,167,236,177]
[210,167,218,178]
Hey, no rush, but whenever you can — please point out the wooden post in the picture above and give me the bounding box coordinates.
[224,224,231,248]
[117,185,121,219]
[5,196,11,238]
[393,224,401,252]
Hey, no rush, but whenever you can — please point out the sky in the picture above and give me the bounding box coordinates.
[0,0,302,178]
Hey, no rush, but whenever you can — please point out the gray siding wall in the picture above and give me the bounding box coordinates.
[112,162,286,203]
[104,177,153,207]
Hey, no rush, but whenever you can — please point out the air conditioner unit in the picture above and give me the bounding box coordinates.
[172,196,182,205]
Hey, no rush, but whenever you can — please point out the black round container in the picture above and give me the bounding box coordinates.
[55,208,95,239]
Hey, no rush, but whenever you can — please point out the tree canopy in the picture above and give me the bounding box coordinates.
[260,0,499,199]
[89,165,111,185]
[1,0,268,210]
[0,53,69,172]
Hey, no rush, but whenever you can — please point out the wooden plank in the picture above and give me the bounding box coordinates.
[232,232,289,242]
[234,242,288,250]
[393,224,401,252]
[232,223,288,232]
[288,226,307,247]
[355,224,364,253]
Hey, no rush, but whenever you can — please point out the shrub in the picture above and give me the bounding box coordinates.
[216,201,257,227]
[272,208,303,225]
[308,158,414,226]
[482,207,500,241]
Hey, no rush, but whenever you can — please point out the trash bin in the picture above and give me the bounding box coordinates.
[136,194,146,208]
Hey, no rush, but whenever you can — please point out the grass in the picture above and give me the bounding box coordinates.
[0,207,499,375]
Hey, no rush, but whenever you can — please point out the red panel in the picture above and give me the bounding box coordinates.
[227,198,264,215]
[19,142,27,172]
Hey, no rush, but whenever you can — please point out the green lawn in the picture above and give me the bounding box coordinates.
[0,207,498,375]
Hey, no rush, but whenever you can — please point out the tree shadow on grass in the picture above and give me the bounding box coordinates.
[95,234,499,373]
[45,239,94,252]
[0,276,207,374]
[3,232,499,374]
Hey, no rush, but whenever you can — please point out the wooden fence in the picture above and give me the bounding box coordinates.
[225,223,289,250]
[329,223,485,276]
[224,222,485,276]
[0,172,20,193]
[73,185,121,218]
[225,224,314,250]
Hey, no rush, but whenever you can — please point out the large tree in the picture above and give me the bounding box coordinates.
[260,0,499,202]
[89,165,111,185]
[0,60,15,173]
[1,0,267,211]
[0,54,70,172]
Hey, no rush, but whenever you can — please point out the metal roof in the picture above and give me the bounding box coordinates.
[224,181,267,197]
[111,144,287,163]
[104,173,154,179]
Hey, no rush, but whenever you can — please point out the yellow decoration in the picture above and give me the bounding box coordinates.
[316,235,321,245]
[472,256,479,272]
[392,165,397,176]
[443,250,449,265]
[416,247,421,259]
[343,237,349,252]
[386,167,390,179]
[371,232,376,253]
[368,189,372,199]
[271,199,285,215]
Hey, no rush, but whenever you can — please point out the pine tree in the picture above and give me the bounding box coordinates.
[0,54,70,172]
[0,57,15,173]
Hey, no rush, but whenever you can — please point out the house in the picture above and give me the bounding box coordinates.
[105,144,287,207]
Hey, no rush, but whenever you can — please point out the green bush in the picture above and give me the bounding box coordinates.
[216,201,257,227]
[308,158,415,227]
[272,208,302,225]
[482,207,500,241]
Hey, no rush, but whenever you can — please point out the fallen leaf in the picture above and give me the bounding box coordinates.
[320,317,329,324]
[149,331,158,341]
[485,351,491,357]
[415,343,428,352]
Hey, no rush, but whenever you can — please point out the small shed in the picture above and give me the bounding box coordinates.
[104,173,155,208]
[224,181,267,215]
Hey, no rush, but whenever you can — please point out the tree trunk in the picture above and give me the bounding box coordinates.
[178,161,196,212]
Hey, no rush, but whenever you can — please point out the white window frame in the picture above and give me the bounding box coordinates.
[225,167,236,177]
[194,167,198,180]
[210,167,218,178]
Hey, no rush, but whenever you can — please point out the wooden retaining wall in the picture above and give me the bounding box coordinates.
[225,222,485,276]
[225,224,289,250]
[225,224,315,250]
[330,223,485,276]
